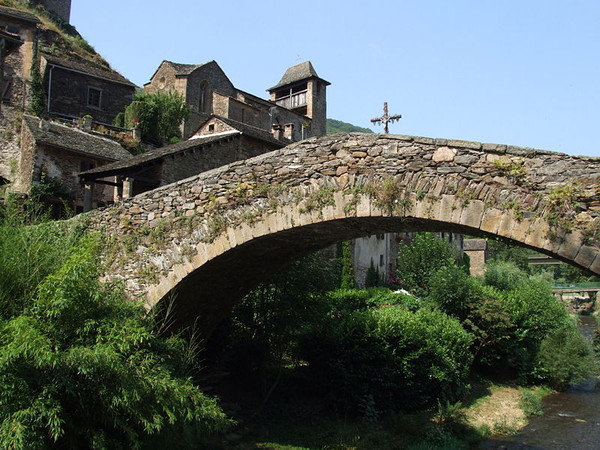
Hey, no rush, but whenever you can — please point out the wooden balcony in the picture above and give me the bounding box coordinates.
[275,90,307,110]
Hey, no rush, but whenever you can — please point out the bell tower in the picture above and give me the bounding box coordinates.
[268,61,330,137]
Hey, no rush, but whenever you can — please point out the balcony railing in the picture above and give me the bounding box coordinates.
[275,90,307,110]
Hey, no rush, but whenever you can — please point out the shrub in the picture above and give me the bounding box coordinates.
[484,260,528,291]
[397,233,461,297]
[0,236,230,448]
[531,323,596,390]
[428,265,485,321]
[501,279,571,378]
[298,306,473,413]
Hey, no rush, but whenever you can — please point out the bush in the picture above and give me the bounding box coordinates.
[428,265,485,321]
[484,260,528,291]
[0,236,230,448]
[532,323,596,390]
[298,306,473,413]
[397,233,462,297]
[501,279,571,378]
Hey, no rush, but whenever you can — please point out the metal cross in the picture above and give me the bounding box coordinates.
[371,102,402,134]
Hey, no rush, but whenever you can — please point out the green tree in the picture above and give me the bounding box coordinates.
[116,91,190,146]
[396,233,460,296]
[340,240,355,289]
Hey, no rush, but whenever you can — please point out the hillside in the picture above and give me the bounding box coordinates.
[326,118,373,135]
[0,0,114,70]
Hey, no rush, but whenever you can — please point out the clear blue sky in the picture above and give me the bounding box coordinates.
[71,0,599,156]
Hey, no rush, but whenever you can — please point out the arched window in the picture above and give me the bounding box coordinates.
[199,81,209,113]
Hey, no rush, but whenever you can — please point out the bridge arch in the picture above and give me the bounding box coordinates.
[90,133,600,335]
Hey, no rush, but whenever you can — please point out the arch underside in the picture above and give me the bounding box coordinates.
[161,215,593,337]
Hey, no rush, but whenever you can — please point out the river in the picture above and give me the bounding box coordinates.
[481,315,600,450]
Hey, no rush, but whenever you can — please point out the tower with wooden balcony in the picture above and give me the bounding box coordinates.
[268,61,330,137]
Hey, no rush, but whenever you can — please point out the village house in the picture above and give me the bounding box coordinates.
[80,60,330,203]
[79,116,283,202]
[18,114,132,212]
[145,60,329,142]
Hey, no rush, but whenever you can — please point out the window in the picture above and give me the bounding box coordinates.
[87,87,102,108]
[208,124,215,132]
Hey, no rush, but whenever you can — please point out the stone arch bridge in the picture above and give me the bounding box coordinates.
[89,133,600,336]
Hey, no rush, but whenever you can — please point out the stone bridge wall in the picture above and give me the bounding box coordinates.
[88,133,600,330]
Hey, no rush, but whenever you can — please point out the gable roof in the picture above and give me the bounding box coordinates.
[23,115,132,161]
[79,132,240,180]
[0,5,41,24]
[42,54,137,87]
[203,115,286,146]
[268,61,330,90]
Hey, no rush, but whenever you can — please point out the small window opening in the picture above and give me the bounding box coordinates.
[87,87,102,108]
[208,124,215,132]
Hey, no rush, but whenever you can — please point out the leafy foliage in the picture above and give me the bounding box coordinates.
[115,91,190,146]
[532,323,596,390]
[340,240,355,289]
[396,233,461,296]
[484,260,528,291]
[298,304,473,412]
[0,208,230,448]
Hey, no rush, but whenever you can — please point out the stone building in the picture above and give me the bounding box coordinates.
[19,114,132,212]
[41,54,136,125]
[145,60,329,142]
[31,0,72,23]
[0,5,40,110]
[79,116,284,203]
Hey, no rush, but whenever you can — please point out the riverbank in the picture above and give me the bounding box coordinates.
[197,373,551,449]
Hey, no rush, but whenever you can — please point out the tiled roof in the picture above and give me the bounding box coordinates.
[0,5,41,23]
[23,115,132,161]
[268,61,330,90]
[79,133,239,179]
[43,54,137,87]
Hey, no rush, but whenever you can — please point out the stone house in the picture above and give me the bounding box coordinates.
[41,54,136,125]
[79,116,284,203]
[144,60,329,142]
[19,114,133,212]
[0,5,40,110]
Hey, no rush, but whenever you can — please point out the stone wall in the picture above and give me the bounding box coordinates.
[87,133,600,333]
[0,108,24,185]
[36,0,71,23]
[158,135,278,187]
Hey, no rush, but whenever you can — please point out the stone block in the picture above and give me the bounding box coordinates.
[557,231,585,261]
[574,245,598,270]
[356,195,371,217]
[432,147,456,162]
[459,200,485,229]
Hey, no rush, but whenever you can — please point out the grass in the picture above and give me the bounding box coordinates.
[194,370,549,449]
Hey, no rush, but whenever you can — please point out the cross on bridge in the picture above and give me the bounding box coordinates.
[371,102,402,134]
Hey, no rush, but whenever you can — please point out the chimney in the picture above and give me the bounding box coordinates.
[284,123,294,140]
[272,124,283,140]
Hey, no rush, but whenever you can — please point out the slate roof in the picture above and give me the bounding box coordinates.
[79,133,239,179]
[79,115,286,180]
[268,61,330,90]
[0,5,41,23]
[23,115,132,161]
[43,54,137,87]
[167,60,211,76]
[210,115,286,146]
